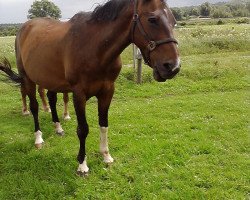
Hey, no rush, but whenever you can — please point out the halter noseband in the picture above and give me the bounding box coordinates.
[131,0,178,65]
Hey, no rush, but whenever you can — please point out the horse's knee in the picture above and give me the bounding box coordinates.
[77,125,89,139]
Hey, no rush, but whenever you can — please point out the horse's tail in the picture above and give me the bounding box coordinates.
[0,57,23,85]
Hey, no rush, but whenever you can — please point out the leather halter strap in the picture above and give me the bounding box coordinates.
[131,0,178,65]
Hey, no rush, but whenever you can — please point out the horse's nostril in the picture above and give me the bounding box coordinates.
[163,62,180,72]
[171,64,180,72]
[163,63,172,72]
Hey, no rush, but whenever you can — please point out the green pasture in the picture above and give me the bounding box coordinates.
[0,23,249,199]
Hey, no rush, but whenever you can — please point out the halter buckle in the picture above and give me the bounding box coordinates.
[147,41,156,51]
[133,14,139,22]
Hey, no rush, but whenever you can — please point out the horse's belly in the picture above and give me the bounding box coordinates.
[25,61,71,92]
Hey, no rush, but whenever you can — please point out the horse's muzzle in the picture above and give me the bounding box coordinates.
[153,61,181,82]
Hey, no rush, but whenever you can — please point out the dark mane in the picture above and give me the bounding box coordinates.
[70,12,91,22]
[90,0,131,22]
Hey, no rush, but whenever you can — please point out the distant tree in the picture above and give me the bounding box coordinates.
[247,2,250,13]
[171,8,183,21]
[212,6,232,18]
[28,0,61,19]
[229,0,250,17]
[200,2,212,17]
[183,9,191,19]
[190,8,200,16]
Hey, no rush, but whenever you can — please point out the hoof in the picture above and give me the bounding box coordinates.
[77,159,89,177]
[54,122,64,136]
[22,110,30,116]
[43,107,51,113]
[76,170,89,177]
[64,114,71,121]
[103,153,114,163]
[34,131,44,149]
[56,131,65,136]
[35,143,43,149]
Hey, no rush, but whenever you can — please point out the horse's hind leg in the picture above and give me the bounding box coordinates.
[21,84,30,116]
[47,91,64,136]
[38,86,51,112]
[24,79,44,149]
[63,92,71,120]
[97,84,114,163]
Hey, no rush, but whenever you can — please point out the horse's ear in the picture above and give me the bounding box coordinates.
[165,4,177,26]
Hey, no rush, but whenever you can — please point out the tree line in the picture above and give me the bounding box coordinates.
[0,24,21,37]
[171,0,250,21]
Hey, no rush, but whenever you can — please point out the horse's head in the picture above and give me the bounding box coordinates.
[131,0,180,82]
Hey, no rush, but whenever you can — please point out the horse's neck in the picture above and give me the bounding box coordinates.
[95,13,133,66]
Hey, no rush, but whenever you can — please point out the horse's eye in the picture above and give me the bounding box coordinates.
[148,16,158,24]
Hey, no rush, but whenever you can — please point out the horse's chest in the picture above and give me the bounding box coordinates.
[84,80,109,98]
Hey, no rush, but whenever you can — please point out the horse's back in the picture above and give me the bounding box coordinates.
[17,18,67,46]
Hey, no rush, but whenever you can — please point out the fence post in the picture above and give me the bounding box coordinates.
[135,47,142,84]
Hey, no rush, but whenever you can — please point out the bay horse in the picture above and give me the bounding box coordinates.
[0,0,180,175]
[21,86,71,121]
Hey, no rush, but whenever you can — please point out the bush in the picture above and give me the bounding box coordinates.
[236,18,249,24]
[217,19,224,25]
[179,22,187,26]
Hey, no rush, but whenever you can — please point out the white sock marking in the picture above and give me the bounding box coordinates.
[54,122,64,134]
[77,157,89,173]
[63,113,71,120]
[22,110,30,116]
[34,130,44,145]
[100,127,114,163]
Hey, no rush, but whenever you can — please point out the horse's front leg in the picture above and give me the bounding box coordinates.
[73,92,89,176]
[24,79,43,149]
[97,84,114,163]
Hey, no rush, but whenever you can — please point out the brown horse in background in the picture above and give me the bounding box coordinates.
[21,86,70,121]
[0,0,180,175]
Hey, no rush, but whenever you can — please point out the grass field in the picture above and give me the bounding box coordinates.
[0,23,249,199]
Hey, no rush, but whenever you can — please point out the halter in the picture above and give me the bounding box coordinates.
[131,0,178,65]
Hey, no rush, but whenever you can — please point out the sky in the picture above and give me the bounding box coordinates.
[0,0,229,24]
